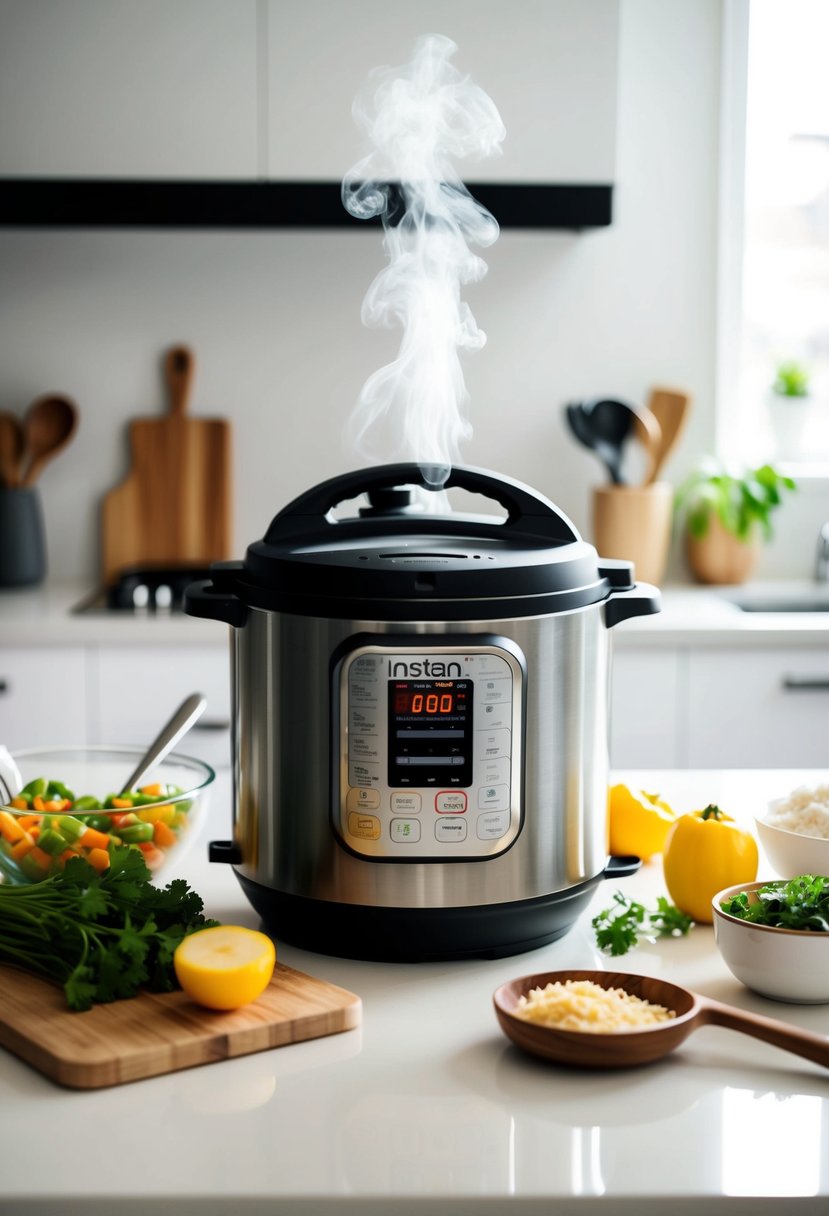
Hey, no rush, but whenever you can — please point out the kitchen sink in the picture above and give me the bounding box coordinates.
[722,586,829,613]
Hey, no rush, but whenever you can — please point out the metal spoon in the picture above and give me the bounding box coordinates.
[0,411,25,488]
[119,693,207,795]
[20,394,78,487]
[494,969,829,1070]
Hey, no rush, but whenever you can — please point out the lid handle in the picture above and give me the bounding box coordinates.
[267,463,580,543]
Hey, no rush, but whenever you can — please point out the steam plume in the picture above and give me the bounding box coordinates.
[342,34,505,486]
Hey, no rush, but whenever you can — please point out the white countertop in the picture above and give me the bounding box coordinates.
[2,769,828,1215]
[2,579,829,648]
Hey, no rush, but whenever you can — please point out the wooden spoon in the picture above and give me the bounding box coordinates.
[20,394,78,487]
[629,405,662,485]
[493,970,829,1070]
[645,387,692,483]
[0,411,25,488]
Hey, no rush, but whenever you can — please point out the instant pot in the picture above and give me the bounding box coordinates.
[185,464,660,960]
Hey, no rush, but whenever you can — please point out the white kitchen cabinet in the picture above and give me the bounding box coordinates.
[609,646,683,769]
[266,0,619,183]
[89,645,231,769]
[0,0,258,178]
[686,647,829,769]
[0,646,88,749]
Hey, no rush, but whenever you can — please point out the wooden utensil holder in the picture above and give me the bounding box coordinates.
[592,482,673,586]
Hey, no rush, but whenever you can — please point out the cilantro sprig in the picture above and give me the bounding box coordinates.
[592,890,693,956]
[720,875,829,932]
[0,847,217,1010]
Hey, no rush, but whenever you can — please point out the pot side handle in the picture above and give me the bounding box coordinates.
[184,578,249,628]
[603,582,661,629]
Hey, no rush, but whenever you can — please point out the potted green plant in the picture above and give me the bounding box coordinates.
[675,459,796,584]
[772,360,810,398]
[768,359,812,458]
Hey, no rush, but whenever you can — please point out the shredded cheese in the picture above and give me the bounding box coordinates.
[765,786,829,840]
[515,979,675,1033]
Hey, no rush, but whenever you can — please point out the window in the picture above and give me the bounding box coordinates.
[719,0,829,470]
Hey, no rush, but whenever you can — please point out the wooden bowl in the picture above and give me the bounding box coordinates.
[494,968,829,1073]
[493,969,699,1069]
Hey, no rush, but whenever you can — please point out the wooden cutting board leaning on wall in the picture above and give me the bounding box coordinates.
[101,345,232,585]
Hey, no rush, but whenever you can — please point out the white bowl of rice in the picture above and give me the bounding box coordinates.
[756,784,829,879]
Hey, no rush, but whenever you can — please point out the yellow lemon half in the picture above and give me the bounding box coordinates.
[174,925,276,1010]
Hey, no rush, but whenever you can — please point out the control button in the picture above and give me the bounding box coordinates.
[349,762,380,786]
[390,818,421,843]
[477,704,511,731]
[435,818,468,843]
[477,810,511,840]
[435,791,468,814]
[350,736,379,761]
[478,783,510,811]
[476,728,510,759]
[476,758,510,788]
[349,711,378,733]
[347,786,381,812]
[391,791,422,814]
[480,678,511,704]
[347,812,381,840]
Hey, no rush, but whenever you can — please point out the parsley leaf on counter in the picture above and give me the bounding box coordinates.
[0,847,217,1010]
[593,890,693,956]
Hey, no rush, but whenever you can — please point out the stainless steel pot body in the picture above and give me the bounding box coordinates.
[229,602,611,910]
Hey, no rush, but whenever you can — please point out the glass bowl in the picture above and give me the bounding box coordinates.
[0,746,214,885]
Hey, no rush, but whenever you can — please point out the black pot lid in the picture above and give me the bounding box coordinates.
[204,464,635,621]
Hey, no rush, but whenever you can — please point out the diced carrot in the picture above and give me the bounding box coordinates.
[79,826,111,851]
[137,842,165,870]
[29,826,40,841]
[10,832,34,861]
[27,845,51,870]
[43,799,64,812]
[32,795,46,812]
[153,820,177,849]
[10,797,28,810]
[58,848,75,864]
[19,814,40,830]
[86,847,111,872]
[139,783,164,797]
[111,797,133,809]
[0,810,25,843]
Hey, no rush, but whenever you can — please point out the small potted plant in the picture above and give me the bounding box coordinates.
[768,359,812,458]
[772,360,810,398]
[675,459,796,584]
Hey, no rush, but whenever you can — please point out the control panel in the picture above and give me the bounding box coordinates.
[334,641,524,860]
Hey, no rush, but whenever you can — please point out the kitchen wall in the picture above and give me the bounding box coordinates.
[0,0,826,587]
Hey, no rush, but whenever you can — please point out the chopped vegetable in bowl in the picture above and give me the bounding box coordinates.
[0,748,214,885]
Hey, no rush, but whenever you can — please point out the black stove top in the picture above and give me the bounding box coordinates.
[73,565,215,614]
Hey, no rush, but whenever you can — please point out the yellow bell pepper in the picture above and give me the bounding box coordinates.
[662,804,758,923]
[608,784,676,860]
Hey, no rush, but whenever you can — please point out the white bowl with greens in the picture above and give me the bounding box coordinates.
[712,877,829,1004]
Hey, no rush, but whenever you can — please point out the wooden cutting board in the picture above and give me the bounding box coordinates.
[101,345,232,585]
[0,961,361,1089]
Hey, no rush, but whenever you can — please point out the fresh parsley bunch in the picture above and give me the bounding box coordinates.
[0,846,217,1010]
[720,875,829,931]
[592,890,693,956]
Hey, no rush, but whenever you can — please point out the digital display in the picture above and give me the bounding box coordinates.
[393,689,458,716]
[388,678,473,787]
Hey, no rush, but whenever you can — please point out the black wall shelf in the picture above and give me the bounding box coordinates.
[0,179,612,230]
